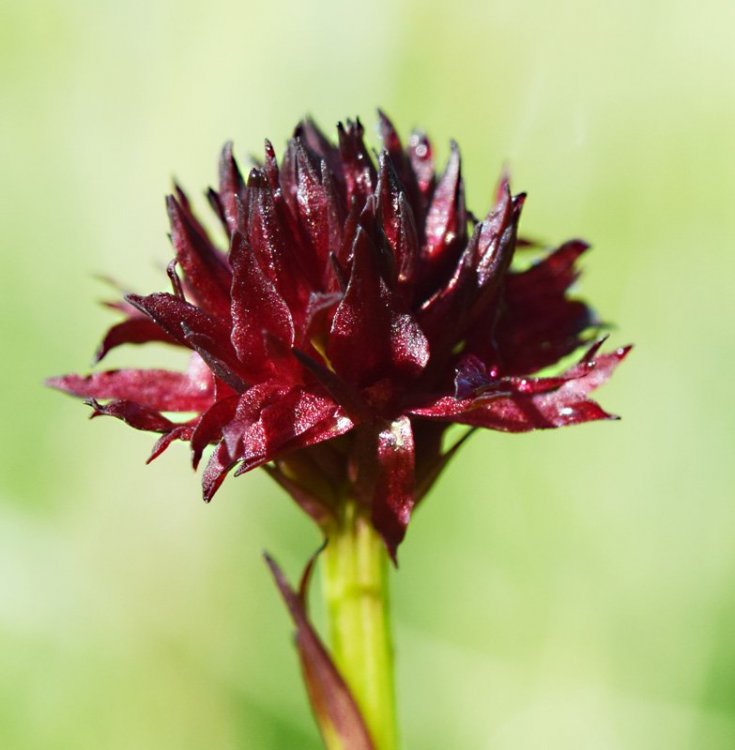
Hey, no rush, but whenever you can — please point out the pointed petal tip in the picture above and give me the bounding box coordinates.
[44,375,64,391]
[82,397,101,417]
[191,455,201,471]
[262,549,277,570]
[246,167,268,188]
[123,293,144,313]
[146,426,191,465]
[164,193,185,225]
[599,342,632,369]
[385,541,400,568]
[201,444,237,503]
[568,237,592,252]
[171,180,188,199]
[582,336,608,362]
[492,168,514,205]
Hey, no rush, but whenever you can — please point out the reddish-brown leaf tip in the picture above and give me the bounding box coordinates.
[264,552,375,750]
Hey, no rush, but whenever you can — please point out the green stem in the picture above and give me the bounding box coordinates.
[321,502,398,750]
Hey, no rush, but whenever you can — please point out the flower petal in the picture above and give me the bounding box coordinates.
[292,348,372,422]
[293,139,343,272]
[473,179,519,289]
[126,292,227,348]
[216,140,246,236]
[328,227,391,385]
[84,398,176,433]
[229,231,295,379]
[94,316,179,363]
[416,185,522,368]
[47,368,214,412]
[494,240,594,373]
[508,239,588,297]
[296,118,344,194]
[246,167,314,319]
[337,118,376,205]
[423,141,466,269]
[190,395,239,469]
[147,424,195,463]
[371,416,416,562]
[181,327,247,394]
[375,154,419,293]
[126,292,246,392]
[261,389,352,460]
[220,383,284,463]
[406,129,434,216]
[230,388,354,474]
[411,345,631,432]
[166,193,231,318]
[328,227,429,385]
[495,298,594,375]
[202,440,238,502]
[377,110,422,220]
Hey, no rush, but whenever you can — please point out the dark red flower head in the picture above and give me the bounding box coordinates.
[48,112,629,559]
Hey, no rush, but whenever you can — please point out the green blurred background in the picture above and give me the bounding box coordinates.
[3,0,734,747]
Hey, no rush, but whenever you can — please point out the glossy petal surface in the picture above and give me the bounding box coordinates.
[49,112,629,556]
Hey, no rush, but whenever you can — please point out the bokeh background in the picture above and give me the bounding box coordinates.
[3,0,734,747]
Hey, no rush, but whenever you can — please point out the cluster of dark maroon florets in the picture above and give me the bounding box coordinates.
[49,113,628,557]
